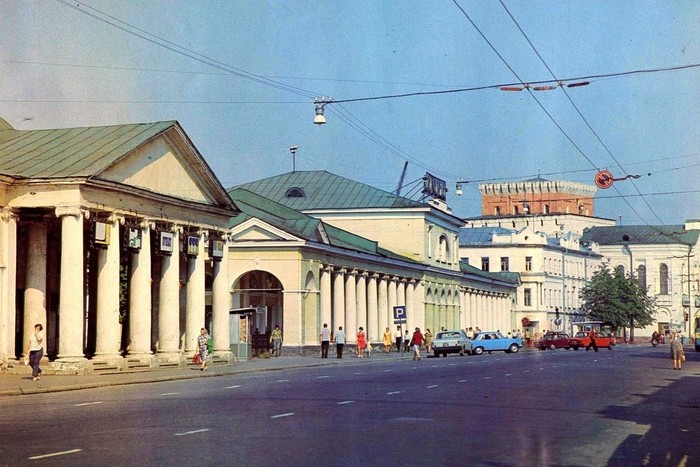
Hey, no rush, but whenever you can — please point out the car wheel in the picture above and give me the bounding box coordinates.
[509,344,519,353]
[434,351,439,358]
[459,347,465,356]
[608,343,613,350]
[564,347,570,350]
[573,346,580,350]
[549,344,556,350]
[473,347,484,355]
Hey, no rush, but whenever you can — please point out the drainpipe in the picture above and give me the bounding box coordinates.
[623,243,634,342]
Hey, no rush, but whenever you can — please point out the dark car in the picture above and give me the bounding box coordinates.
[536,332,582,350]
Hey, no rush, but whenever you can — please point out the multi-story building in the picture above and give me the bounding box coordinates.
[459,226,602,337]
[580,221,700,338]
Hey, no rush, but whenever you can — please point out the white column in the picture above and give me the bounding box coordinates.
[415,280,425,331]
[185,232,206,353]
[212,237,231,356]
[320,266,332,329]
[345,270,357,343]
[378,276,388,331]
[23,221,47,356]
[367,273,378,341]
[56,206,85,360]
[94,216,121,358]
[333,268,346,331]
[128,222,152,357]
[158,227,180,355]
[356,272,368,340]
[0,209,17,362]
[388,277,397,326]
[406,279,416,329]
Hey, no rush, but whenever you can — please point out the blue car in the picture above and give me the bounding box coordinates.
[471,331,523,355]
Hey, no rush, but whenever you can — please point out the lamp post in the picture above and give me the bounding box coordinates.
[289,146,298,172]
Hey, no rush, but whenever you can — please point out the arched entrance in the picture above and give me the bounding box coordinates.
[233,270,284,336]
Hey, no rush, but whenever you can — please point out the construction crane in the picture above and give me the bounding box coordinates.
[394,161,408,196]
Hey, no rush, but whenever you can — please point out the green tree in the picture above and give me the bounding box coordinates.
[579,265,656,341]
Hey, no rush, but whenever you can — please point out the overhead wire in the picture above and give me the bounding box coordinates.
[497,0,666,227]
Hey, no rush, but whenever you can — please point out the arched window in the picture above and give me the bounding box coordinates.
[438,235,449,262]
[544,204,550,214]
[494,206,501,215]
[285,187,305,198]
[659,264,669,294]
[513,206,519,215]
[637,265,647,291]
[615,265,625,277]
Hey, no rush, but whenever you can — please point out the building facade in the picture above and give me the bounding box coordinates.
[459,226,603,337]
[228,172,519,351]
[0,117,237,372]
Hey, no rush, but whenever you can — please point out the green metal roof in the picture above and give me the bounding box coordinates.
[231,170,425,211]
[0,121,176,179]
[581,225,699,246]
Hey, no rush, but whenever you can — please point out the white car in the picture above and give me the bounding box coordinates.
[432,330,473,357]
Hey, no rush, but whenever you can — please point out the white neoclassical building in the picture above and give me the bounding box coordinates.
[581,221,700,338]
[226,172,519,353]
[0,117,237,373]
[459,226,603,337]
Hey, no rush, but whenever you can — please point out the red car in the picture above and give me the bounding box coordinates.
[574,331,615,350]
[536,332,582,350]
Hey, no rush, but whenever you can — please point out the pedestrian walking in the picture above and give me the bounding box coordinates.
[394,326,402,352]
[670,331,685,370]
[270,325,283,357]
[411,327,424,361]
[356,327,367,358]
[335,326,345,358]
[382,327,393,353]
[424,328,433,353]
[403,330,411,352]
[585,328,599,352]
[26,323,44,381]
[197,328,210,371]
[320,323,331,358]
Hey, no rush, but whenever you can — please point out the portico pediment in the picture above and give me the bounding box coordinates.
[99,134,212,204]
[230,218,303,243]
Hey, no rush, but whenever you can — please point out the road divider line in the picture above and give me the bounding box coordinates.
[458,379,467,383]
[28,449,82,460]
[225,385,241,389]
[317,375,330,379]
[271,413,295,419]
[161,392,179,396]
[337,400,355,405]
[74,401,103,407]
[505,374,512,377]
[175,429,210,436]
[426,385,438,389]
[275,379,290,383]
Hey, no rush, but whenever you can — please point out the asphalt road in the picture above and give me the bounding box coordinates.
[1,345,697,466]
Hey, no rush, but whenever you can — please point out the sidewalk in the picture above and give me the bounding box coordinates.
[0,349,414,397]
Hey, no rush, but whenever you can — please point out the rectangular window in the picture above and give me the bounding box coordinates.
[500,257,509,272]
[525,256,532,271]
[524,288,532,307]
[481,257,490,272]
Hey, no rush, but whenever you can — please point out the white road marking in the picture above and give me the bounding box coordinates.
[426,384,438,389]
[505,373,513,377]
[225,385,241,389]
[337,400,355,405]
[387,391,401,395]
[483,376,491,380]
[275,379,289,383]
[317,375,330,379]
[28,449,82,460]
[174,429,210,436]
[383,369,393,372]
[271,413,295,419]
[523,370,530,373]
[74,401,103,407]
[449,363,456,366]
[161,392,179,396]
[458,379,468,383]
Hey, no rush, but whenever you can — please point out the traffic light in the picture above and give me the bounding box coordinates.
[685,312,689,322]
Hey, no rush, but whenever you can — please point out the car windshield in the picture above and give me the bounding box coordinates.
[437,332,460,339]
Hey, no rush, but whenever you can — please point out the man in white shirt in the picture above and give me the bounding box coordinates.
[320,323,331,358]
[27,323,44,381]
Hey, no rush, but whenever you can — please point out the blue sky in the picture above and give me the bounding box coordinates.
[1,0,698,225]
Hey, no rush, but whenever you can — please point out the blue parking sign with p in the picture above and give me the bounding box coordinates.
[393,306,407,323]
